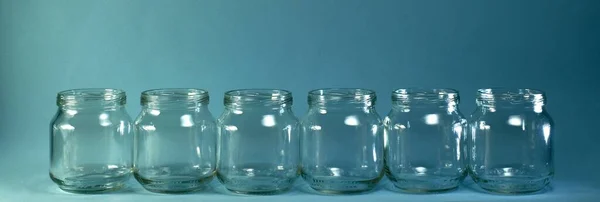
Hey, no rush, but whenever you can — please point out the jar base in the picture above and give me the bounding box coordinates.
[388,174,462,193]
[50,173,130,194]
[302,174,381,194]
[218,175,295,195]
[472,175,551,194]
[134,173,213,194]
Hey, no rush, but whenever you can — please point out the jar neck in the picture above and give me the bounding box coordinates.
[476,88,546,112]
[391,88,459,110]
[57,88,126,110]
[141,88,209,110]
[308,88,376,109]
[224,89,293,111]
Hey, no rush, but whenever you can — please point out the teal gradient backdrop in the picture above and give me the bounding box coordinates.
[0,0,599,201]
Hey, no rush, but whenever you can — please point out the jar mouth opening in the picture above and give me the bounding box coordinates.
[58,88,125,98]
[57,88,126,107]
[142,88,208,98]
[141,88,209,106]
[224,89,293,105]
[309,88,376,98]
[393,88,458,96]
[477,88,545,97]
[308,88,376,106]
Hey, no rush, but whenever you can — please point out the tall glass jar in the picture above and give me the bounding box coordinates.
[384,89,467,193]
[217,89,299,194]
[50,88,133,193]
[301,88,384,194]
[469,89,554,194]
[133,89,217,193]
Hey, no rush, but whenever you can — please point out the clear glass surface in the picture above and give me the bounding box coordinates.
[217,89,299,195]
[469,89,554,194]
[301,88,384,194]
[134,89,216,193]
[384,89,467,193]
[50,88,133,193]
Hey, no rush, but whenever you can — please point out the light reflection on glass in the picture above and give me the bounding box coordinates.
[543,123,551,144]
[261,115,276,127]
[180,114,194,127]
[344,115,359,126]
[507,115,522,126]
[99,113,111,126]
[424,114,439,125]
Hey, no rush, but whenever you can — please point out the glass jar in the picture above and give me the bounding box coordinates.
[301,88,384,194]
[217,89,299,194]
[50,88,133,193]
[384,89,467,193]
[469,89,554,194]
[133,89,216,193]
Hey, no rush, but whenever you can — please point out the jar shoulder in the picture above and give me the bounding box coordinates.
[135,109,217,126]
[301,109,382,126]
[385,108,465,124]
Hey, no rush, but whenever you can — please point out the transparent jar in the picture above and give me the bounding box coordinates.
[217,89,299,194]
[133,89,216,193]
[384,89,467,193]
[301,88,384,194]
[469,89,554,194]
[50,88,133,193]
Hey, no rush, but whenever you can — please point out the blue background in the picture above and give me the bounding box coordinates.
[0,0,598,201]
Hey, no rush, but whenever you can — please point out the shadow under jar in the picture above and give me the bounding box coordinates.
[217,89,299,195]
[469,89,554,194]
[301,88,384,194]
[133,89,216,193]
[384,89,467,193]
[50,88,133,193]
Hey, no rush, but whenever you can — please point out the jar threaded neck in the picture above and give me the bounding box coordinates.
[392,88,459,106]
[476,88,546,107]
[308,88,376,107]
[141,88,209,108]
[57,88,126,108]
[224,89,293,108]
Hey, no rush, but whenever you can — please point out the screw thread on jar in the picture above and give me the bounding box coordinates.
[392,88,459,106]
[476,88,545,111]
[308,88,376,108]
[224,89,293,109]
[141,88,209,109]
[57,88,126,109]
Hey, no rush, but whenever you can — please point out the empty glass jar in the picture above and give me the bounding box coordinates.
[469,89,554,194]
[133,89,217,193]
[301,88,384,194]
[384,89,467,193]
[50,88,133,193]
[217,89,299,194]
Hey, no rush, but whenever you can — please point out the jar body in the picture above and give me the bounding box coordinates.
[301,89,384,194]
[217,89,299,194]
[384,89,467,193]
[469,89,554,194]
[50,89,133,193]
[133,89,216,193]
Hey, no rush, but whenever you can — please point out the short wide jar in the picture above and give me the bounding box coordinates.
[469,89,554,194]
[384,89,467,193]
[50,88,133,193]
[133,89,217,193]
[217,89,299,195]
[301,88,384,194]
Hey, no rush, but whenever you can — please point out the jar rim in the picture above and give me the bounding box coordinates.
[477,88,545,97]
[308,88,376,97]
[224,88,293,105]
[142,88,208,97]
[141,88,209,106]
[57,88,126,106]
[392,88,459,95]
